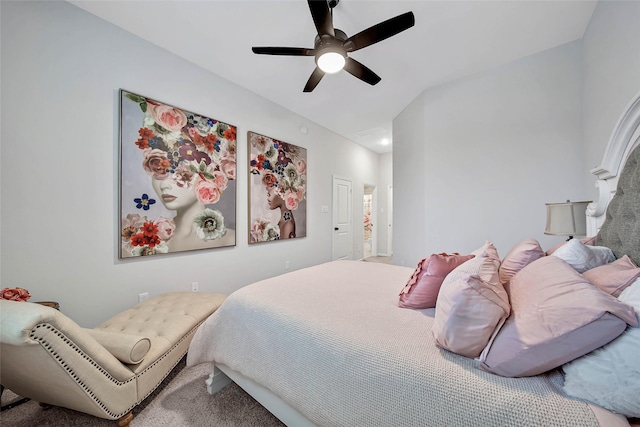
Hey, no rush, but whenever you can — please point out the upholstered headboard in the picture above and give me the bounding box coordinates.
[595,144,640,265]
[587,91,640,265]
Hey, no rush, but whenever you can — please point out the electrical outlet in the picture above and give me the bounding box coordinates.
[285,260,290,270]
[138,292,149,303]
[192,282,199,292]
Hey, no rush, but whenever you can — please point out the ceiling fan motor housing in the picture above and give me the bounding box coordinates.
[313,29,348,70]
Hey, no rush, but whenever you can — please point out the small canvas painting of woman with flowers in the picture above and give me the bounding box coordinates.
[119,90,237,258]
[249,131,307,244]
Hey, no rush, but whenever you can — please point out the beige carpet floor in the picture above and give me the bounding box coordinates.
[0,358,284,426]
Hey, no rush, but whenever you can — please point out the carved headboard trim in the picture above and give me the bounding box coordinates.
[587,91,640,235]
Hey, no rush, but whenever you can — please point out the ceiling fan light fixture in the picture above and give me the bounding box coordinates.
[251,1,415,92]
[317,50,346,73]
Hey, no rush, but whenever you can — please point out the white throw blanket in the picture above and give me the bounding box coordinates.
[188,260,610,427]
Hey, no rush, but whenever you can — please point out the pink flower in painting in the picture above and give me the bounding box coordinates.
[154,216,176,241]
[210,170,229,191]
[222,140,237,160]
[195,179,221,205]
[293,184,306,201]
[284,189,300,211]
[148,103,188,132]
[220,159,236,180]
[122,213,146,242]
[250,134,270,152]
[262,171,278,188]
[295,159,307,175]
[187,126,199,139]
[142,149,171,180]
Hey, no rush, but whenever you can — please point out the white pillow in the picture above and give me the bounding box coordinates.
[550,238,615,273]
[562,278,640,417]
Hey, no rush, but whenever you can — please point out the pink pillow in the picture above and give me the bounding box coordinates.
[398,253,475,309]
[432,241,509,358]
[498,238,544,285]
[479,256,638,377]
[583,255,640,297]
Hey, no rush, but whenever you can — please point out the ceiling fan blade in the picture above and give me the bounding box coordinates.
[343,57,381,86]
[344,11,415,52]
[303,67,325,92]
[308,0,334,37]
[252,47,314,56]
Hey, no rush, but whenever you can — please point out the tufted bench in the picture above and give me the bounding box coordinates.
[0,292,226,426]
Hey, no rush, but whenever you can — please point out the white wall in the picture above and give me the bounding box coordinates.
[393,41,585,268]
[0,1,382,326]
[376,152,393,256]
[582,0,640,179]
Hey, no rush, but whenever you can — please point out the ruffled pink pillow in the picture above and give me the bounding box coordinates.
[398,253,474,309]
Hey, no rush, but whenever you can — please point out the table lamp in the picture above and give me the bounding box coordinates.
[544,200,591,240]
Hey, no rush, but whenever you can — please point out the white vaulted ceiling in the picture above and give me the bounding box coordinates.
[68,0,596,153]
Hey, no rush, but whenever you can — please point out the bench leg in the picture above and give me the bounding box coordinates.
[206,365,231,395]
[117,411,133,427]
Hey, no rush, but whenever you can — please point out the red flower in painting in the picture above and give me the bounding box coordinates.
[139,128,154,139]
[191,132,204,147]
[135,138,149,149]
[145,235,161,248]
[141,221,159,238]
[223,127,236,142]
[130,233,147,247]
[203,134,218,153]
[135,128,155,150]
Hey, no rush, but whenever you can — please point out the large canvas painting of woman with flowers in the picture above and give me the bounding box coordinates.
[119,90,237,258]
[249,131,307,243]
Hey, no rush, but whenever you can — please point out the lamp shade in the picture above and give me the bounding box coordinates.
[544,201,591,237]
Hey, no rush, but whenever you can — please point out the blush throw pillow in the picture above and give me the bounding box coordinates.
[562,278,640,418]
[583,255,640,297]
[498,238,544,285]
[398,253,475,309]
[432,241,510,358]
[550,238,615,273]
[479,256,637,377]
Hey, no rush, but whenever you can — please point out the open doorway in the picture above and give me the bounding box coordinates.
[363,184,376,259]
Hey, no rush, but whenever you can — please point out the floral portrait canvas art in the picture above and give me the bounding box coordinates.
[249,131,307,243]
[119,90,237,258]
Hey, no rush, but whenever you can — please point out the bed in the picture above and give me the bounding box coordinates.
[187,91,640,427]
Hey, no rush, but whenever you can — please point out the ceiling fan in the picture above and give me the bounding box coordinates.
[252,0,415,92]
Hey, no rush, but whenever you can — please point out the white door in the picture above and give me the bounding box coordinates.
[332,177,352,260]
[387,185,393,255]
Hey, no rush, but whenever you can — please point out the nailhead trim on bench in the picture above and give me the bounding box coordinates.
[30,323,135,419]
[29,318,208,419]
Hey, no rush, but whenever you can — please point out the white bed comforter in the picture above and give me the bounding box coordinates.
[188,260,615,427]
